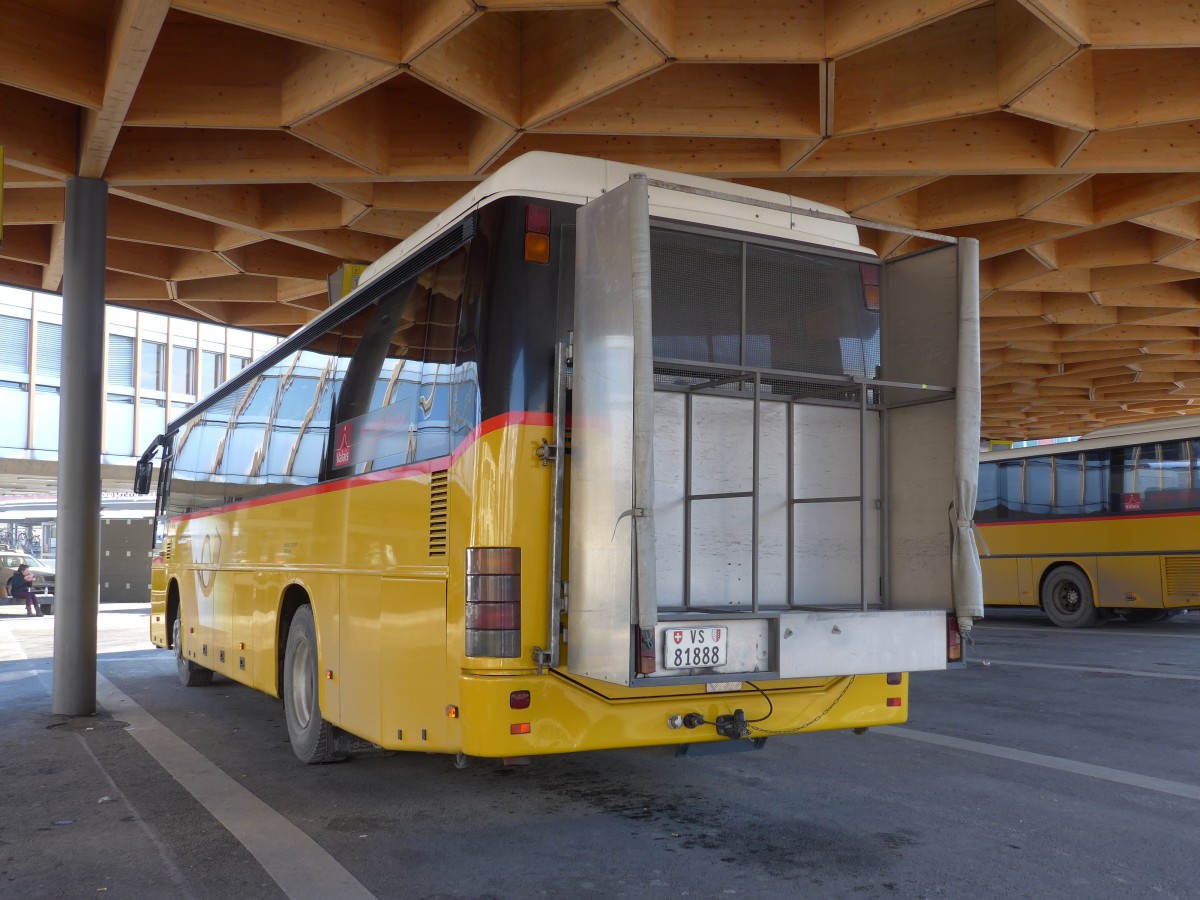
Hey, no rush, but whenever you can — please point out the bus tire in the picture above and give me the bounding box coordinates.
[1041,566,1100,628]
[174,612,213,687]
[283,605,347,764]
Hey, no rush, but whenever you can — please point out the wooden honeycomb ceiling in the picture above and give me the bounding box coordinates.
[3,0,1200,440]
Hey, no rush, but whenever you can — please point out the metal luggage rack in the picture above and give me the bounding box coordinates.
[650,353,954,615]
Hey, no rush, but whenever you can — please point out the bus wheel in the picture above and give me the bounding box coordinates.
[283,605,346,764]
[174,613,213,687]
[1041,566,1100,628]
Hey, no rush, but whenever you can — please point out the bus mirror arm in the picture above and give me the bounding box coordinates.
[134,435,164,495]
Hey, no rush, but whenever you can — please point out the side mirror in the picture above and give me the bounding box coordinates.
[134,457,153,495]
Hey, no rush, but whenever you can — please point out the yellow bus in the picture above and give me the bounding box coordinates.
[977,418,1200,627]
[135,152,980,764]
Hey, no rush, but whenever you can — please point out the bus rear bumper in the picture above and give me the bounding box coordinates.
[454,669,910,759]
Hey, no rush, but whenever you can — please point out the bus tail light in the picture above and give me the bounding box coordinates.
[466,547,521,658]
[947,616,962,663]
[524,204,550,263]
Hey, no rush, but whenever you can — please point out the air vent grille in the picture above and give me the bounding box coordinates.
[429,470,449,557]
[1165,556,1200,597]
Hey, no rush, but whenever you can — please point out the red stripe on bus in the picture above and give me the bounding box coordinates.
[168,410,556,523]
[976,509,1200,527]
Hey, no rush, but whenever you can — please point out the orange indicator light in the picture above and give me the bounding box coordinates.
[446,705,459,719]
[887,697,902,707]
[325,670,334,680]
[524,233,550,264]
[510,723,531,735]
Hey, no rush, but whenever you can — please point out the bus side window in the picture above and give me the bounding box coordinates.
[330,245,468,477]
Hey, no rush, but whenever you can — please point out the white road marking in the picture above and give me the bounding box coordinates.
[977,623,1199,639]
[881,726,1200,802]
[972,658,1200,682]
[97,674,377,900]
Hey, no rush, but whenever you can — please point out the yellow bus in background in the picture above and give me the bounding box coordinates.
[135,152,978,765]
[977,418,1200,627]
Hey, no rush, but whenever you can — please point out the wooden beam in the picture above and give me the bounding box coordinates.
[1094,49,1200,130]
[824,0,984,59]
[981,291,1046,316]
[1093,282,1200,308]
[798,113,1060,176]
[1133,203,1200,240]
[125,14,288,128]
[996,0,1078,106]
[493,134,787,176]
[832,8,998,136]
[1051,222,1158,269]
[946,217,1081,258]
[409,12,521,125]
[43,223,65,293]
[0,86,78,178]
[1090,264,1200,291]
[271,229,396,262]
[1090,173,1200,224]
[672,0,823,61]
[114,184,266,231]
[468,115,520,175]
[982,249,1053,290]
[1075,123,1200,172]
[105,128,370,184]
[0,225,51,266]
[614,0,676,58]
[917,176,1017,229]
[348,209,434,240]
[108,196,215,250]
[281,44,399,127]
[538,64,821,139]
[219,241,342,280]
[79,0,172,178]
[1017,0,1091,45]
[171,0,416,63]
[257,185,346,232]
[290,84,390,174]
[520,10,665,127]
[1,188,66,225]
[1003,48,1093,130]
[105,271,171,301]
[175,274,282,302]
[1087,0,1200,49]
[0,0,105,108]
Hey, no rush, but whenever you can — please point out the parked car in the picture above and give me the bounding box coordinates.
[0,551,55,613]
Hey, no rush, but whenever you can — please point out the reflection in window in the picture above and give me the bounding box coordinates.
[331,246,467,477]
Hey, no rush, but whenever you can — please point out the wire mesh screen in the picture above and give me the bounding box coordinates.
[650,229,742,365]
[647,226,880,404]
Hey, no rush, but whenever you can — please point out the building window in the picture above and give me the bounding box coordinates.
[35,322,62,377]
[0,316,30,373]
[231,354,250,374]
[140,341,166,391]
[200,349,225,394]
[171,345,196,394]
[108,335,135,387]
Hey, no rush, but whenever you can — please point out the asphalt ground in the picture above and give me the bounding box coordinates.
[2,602,1199,899]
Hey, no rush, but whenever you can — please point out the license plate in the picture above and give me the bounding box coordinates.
[663,627,727,669]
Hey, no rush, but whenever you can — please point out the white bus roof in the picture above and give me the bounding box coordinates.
[358,152,867,290]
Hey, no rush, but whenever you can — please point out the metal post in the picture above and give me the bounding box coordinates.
[52,177,107,716]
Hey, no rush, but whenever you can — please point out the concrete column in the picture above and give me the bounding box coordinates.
[52,177,108,716]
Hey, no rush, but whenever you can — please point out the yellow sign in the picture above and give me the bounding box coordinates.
[327,263,368,304]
